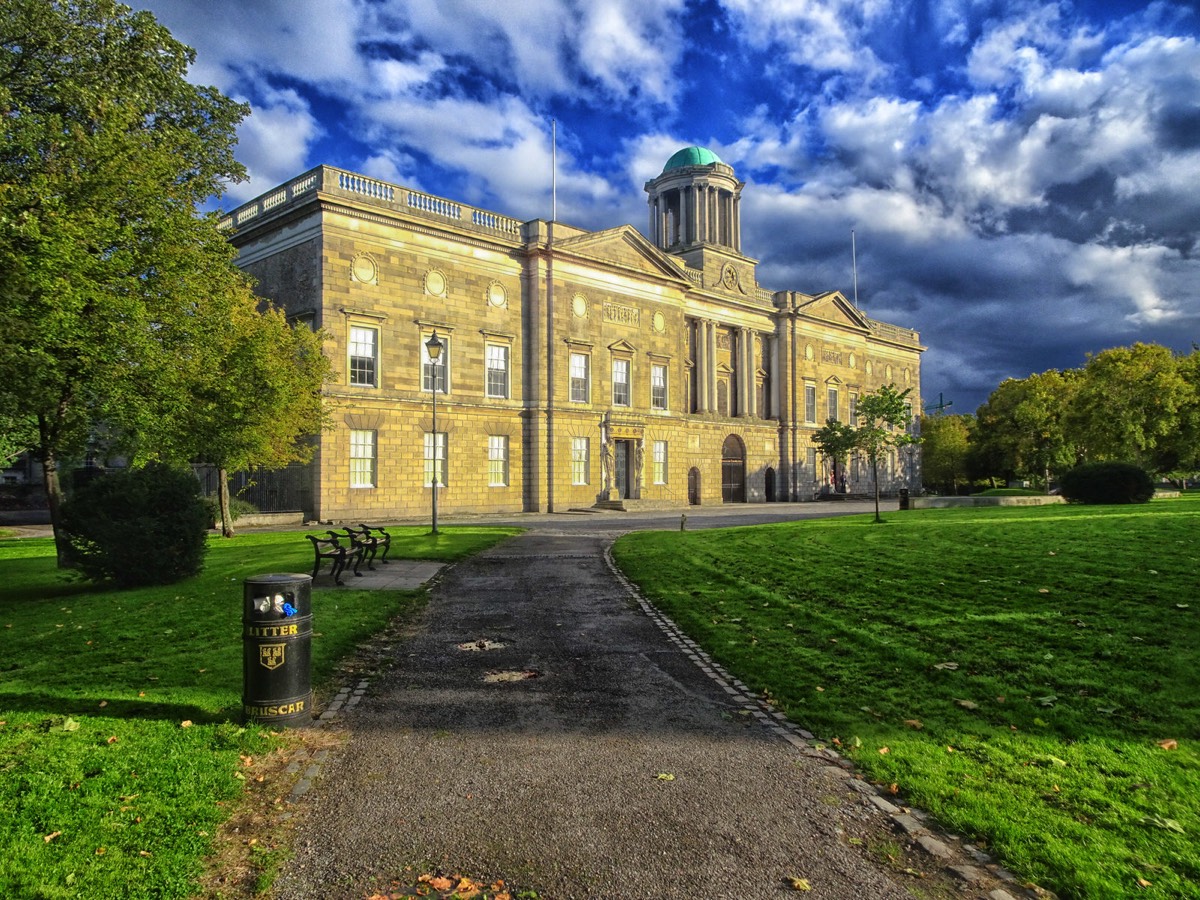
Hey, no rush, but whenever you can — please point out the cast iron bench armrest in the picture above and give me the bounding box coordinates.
[359,524,391,564]
[340,525,382,570]
[307,533,351,586]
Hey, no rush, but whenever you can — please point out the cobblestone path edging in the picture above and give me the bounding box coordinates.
[601,540,1046,900]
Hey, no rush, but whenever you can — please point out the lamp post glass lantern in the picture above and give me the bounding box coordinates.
[425,331,443,535]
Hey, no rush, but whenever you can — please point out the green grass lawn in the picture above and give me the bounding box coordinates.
[612,499,1200,900]
[0,526,519,900]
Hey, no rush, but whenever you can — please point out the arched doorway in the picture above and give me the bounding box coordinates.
[764,467,776,502]
[721,435,746,503]
[687,467,701,505]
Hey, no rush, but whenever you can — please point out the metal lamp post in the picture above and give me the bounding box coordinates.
[425,331,443,535]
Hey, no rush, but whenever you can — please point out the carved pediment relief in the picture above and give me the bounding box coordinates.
[794,291,872,333]
[555,225,690,284]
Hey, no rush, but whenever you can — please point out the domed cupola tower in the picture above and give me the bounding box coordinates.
[645,146,744,256]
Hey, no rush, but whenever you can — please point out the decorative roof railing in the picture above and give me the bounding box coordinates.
[869,319,921,345]
[219,166,523,239]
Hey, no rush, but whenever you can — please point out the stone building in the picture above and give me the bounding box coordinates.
[222,147,923,520]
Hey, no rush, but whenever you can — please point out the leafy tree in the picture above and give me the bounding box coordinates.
[1068,343,1192,473]
[811,419,857,494]
[0,413,36,470]
[1169,347,1200,479]
[971,371,1078,489]
[920,413,972,495]
[854,384,918,522]
[0,0,248,561]
[133,256,333,536]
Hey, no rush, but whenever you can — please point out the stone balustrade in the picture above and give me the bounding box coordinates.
[220,165,523,239]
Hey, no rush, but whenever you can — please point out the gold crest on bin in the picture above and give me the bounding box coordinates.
[258,643,286,670]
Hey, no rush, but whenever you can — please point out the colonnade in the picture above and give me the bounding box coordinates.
[648,184,742,252]
[690,318,769,418]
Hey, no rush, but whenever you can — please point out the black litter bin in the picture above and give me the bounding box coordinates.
[242,573,312,727]
[899,488,910,510]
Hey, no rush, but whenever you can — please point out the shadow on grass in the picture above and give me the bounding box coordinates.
[0,691,226,724]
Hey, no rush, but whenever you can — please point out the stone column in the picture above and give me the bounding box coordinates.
[707,320,719,414]
[679,186,690,246]
[743,328,757,418]
[733,194,742,253]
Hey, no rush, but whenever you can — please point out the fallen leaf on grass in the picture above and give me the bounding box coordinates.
[933,662,958,670]
[61,718,80,732]
[903,719,923,729]
[786,876,812,891]
[180,720,193,728]
[1038,588,1050,594]
[878,746,890,755]
[1157,739,1178,750]
[955,699,978,710]
[1142,815,1185,833]
[106,736,118,745]
[43,831,61,843]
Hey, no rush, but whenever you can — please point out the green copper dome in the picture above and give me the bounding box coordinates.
[662,146,723,172]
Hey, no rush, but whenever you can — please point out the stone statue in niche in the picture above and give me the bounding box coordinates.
[601,439,615,492]
[634,441,645,489]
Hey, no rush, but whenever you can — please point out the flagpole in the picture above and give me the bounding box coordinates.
[852,228,859,308]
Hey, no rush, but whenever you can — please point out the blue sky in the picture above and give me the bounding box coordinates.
[132,0,1200,413]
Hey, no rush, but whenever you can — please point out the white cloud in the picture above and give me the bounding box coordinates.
[1066,243,1180,325]
[719,0,891,79]
[223,89,323,203]
[138,0,367,91]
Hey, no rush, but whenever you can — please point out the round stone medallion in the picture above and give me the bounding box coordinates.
[487,281,507,308]
[425,269,447,297]
[652,311,666,333]
[572,293,588,318]
[351,253,377,284]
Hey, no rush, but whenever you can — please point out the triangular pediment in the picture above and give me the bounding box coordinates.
[794,291,872,332]
[608,339,638,354]
[553,225,691,285]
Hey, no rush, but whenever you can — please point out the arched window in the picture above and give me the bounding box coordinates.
[721,434,746,503]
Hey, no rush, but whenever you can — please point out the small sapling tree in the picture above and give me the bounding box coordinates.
[812,419,857,495]
[855,385,919,523]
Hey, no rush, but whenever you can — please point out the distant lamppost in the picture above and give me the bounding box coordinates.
[425,331,443,535]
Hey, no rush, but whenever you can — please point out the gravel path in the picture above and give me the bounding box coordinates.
[273,512,987,900]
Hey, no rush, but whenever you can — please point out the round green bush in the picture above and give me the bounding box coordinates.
[60,464,209,586]
[1059,462,1154,505]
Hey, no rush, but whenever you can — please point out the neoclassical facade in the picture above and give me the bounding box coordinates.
[222,148,923,520]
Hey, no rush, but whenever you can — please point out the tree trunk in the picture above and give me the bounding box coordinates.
[218,466,235,537]
[871,454,882,523]
[41,450,73,567]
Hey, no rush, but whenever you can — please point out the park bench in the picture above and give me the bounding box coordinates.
[340,523,391,570]
[306,532,361,585]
